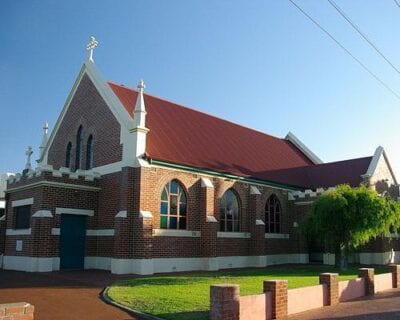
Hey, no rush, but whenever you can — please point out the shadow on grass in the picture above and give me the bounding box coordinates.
[112,264,387,287]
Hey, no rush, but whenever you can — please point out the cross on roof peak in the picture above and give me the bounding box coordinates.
[86,36,98,63]
[25,146,33,170]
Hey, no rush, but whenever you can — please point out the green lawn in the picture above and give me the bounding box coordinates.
[108,264,387,320]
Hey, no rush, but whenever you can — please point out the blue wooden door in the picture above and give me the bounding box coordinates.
[60,214,86,269]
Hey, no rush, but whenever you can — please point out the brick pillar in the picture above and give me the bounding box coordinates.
[0,302,34,320]
[359,268,375,295]
[210,284,240,320]
[248,186,265,257]
[319,273,339,305]
[31,212,54,259]
[264,280,288,319]
[200,178,218,270]
[389,264,400,288]
[114,167,137,259]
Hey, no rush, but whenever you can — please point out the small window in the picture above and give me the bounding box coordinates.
[86,135,94,170]
[65,142,72,168]
[15,205,31,229]
[265,195,281,233]
[75,126,83,170]
[160,180,187,230]
[220,189,240,232]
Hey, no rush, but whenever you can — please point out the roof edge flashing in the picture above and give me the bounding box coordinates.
[285,132,323,165]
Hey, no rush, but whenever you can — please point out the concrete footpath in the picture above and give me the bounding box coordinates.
[289,288,400,320]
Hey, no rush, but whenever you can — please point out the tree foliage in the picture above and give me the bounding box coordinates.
[302,184,400,268]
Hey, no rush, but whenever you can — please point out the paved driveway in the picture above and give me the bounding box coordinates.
[0,270,137,320]
[289,288,400,320]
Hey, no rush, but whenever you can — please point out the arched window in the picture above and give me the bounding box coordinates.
[75,126,83,170]
[65,142,72,169]
[265,195,281,233]
[86,135,94,170]
[160,179,187,229]
[219,189,240,232]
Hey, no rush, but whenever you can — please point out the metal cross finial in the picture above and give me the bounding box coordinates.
[86,36,98,62]
[25,146,33,170]
[43,122,49,134]
[137,79,146,93]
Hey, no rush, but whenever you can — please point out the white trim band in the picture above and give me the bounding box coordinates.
[12,198,34,207]
[139,210,153,218]
[6,228,32,235]
[86,229,115,236]
[217,232,251,239]
[265,233,290,239]
[115,210,127,218]
[51,228,114,236]
[32,210,53,218]
[153,229,201,237]
[256,219,265,225]
[55,208,94,216]
[201,177,214,188]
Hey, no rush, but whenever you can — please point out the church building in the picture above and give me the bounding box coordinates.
[1,40,399,274]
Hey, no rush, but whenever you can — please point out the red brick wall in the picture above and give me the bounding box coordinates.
[0,303,34,320]
[5,174,99,258]
[139,165,304,259]
[47,74,122,169]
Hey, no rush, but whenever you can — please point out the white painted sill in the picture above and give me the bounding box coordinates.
[51,228,115,236]
[265,233,289,239]
[217,232,251,239]
[153,229,201,237]
[6,228,31,236]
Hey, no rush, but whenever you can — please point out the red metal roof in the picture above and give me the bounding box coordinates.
[259,157,372,189]
[108,82,371,189]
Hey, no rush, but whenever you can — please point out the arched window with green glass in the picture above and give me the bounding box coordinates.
[86,135,94,170]
[160,179,187,230]
[219,189,240,232]
[65,142,72,169]
[265,194,281,233]
[75,126,83,171]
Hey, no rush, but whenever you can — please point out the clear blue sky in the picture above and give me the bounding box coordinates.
[1,0,399,177]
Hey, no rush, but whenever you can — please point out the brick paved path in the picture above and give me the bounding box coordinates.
[289,288,400,320]
[0,270,137,320]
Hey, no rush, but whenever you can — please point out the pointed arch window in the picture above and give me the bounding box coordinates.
[220,189,240,232]
[86,135,94,170]
[160,180,187,230]
[65,142,72,169]
[265,195,281,233]
[75,126,83,170]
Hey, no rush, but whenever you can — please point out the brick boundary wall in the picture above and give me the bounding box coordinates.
[319,273,339,306]
[389,264,400,288]
[210,285,240,320]
[209,266,400,320]
[359,268,375,295]
[0,302,34,320]
[263,280,288,319]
